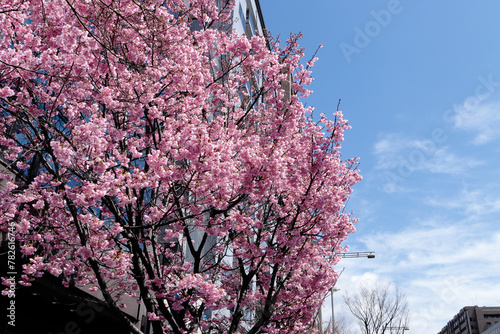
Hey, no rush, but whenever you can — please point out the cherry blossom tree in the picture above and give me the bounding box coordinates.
[0,0,361,333]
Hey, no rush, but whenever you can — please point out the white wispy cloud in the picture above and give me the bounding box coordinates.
[374,133,482,175]
[453,97,500,144]
[372,133,483,193]
[425,187,500,216]
[332,184,500,334]
[335,224,500,334]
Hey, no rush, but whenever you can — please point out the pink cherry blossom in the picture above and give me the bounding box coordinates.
[0,1,361,333]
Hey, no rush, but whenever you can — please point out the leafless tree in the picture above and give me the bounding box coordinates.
[344,284,409,334]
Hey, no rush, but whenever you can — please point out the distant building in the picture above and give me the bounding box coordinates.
[437,306,500,334]
[233,0,265,38]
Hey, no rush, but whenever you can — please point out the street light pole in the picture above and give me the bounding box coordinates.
[331,287,339,332]
[329,252,375,334]
[337,251,375,259]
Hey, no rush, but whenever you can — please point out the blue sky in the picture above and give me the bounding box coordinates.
[260,1,500,333]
